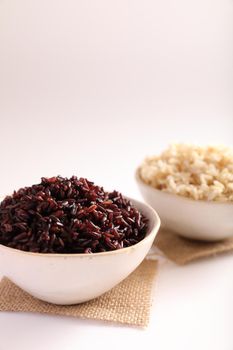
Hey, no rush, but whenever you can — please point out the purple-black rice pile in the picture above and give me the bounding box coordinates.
[0,176,148,254]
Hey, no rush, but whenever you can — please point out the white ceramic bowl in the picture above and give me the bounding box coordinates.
[136,169,233,241]
[0,197,160,305]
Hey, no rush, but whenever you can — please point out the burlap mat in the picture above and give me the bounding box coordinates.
[154,229,233,265]
[0,260,157,328]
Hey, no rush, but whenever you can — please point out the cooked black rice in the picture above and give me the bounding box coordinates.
[0,176,148,254]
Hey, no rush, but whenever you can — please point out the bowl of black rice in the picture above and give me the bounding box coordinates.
[0,176,160,304]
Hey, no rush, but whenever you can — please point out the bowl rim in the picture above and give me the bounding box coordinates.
[0,196,160,258]
[135,167,233,206]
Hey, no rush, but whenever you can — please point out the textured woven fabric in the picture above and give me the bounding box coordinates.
[154,229,233,265]
[0,260,157,327]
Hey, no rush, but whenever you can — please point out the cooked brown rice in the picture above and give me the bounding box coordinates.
[139,144,233,202]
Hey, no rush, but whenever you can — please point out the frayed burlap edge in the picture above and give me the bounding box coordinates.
[154,229,233,265]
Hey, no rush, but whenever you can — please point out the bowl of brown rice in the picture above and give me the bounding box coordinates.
[136,144,233,241]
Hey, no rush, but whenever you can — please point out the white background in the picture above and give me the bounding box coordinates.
[0,0,233,349]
